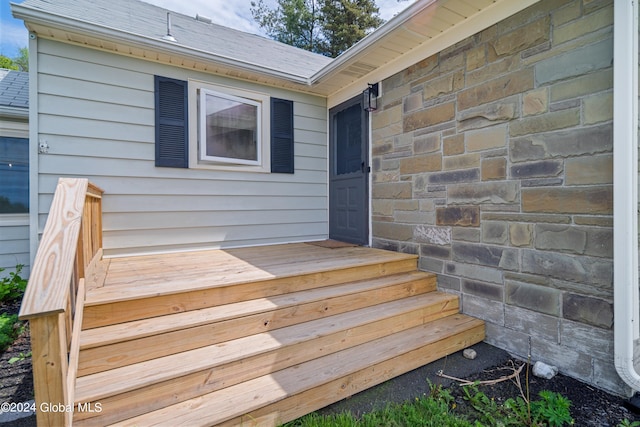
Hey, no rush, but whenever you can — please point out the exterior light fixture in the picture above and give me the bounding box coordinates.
[162,12,177,42]
[363,83,379,112]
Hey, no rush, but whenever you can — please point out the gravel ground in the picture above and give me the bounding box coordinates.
[2,298,640,426]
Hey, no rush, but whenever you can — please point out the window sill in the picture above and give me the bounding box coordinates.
[0,213,29,226]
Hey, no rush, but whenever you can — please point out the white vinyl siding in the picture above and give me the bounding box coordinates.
[36,39,328,256]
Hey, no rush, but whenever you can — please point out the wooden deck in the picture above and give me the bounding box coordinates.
[70,243,484,426]
[20,179,484,427]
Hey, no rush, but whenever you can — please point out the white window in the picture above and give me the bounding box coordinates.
[198,88,261,166]
[189,80,271,172]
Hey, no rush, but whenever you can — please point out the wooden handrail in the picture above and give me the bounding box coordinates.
[19,177,104,427]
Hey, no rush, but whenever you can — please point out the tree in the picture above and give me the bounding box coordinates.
[13,48,29,72]
[251,0,384,57]
[0,48,28,71]
[320,0,384,57]
[0,55,19,71]
[250,0,323,53]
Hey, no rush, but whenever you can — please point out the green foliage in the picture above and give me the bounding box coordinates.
[531,390,573,427]
[0,313,20,353]
[0,55,19,70]
[0,264,28,303]
[618,420,640,427]
[8,351,31,364]
[462,384,574,427]
[283,393,475,427]
[250,0,383,57]
[0,48,28,71]
[282,381,576,427]
[319,0,384,57]
[13,47,29,71]
[462,383,508,426]
[251,0,322,53]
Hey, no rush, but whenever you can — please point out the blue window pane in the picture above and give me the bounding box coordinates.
[0,137,29,213]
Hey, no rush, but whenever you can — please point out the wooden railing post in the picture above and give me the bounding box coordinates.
[29,314,71,426]
[19,178,104,427]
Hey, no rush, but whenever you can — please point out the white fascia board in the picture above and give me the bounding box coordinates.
[11,3,312,86]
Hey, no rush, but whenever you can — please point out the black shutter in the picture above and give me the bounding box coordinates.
[271,98,294,174]
[155,76,188,168]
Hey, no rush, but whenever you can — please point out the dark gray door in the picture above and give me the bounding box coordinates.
[329,95,369,245]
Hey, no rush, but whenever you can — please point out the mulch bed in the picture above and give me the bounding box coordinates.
[0,300,33,406]
[446,360,640,427]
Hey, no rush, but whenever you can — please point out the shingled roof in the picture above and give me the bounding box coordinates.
[12,0,332,80]
[0,68,29,110]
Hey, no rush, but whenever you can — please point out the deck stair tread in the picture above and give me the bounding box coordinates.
[80,271,434,349]
[77,271,436,375]
[82,252,418,329]
[87,245,418,305]
[105,314,484,427]
[74,291,459,404]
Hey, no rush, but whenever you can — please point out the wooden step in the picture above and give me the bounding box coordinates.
[107,314,485,427]
[77,272,436,376]
[73,292,459,425]
[83,247,418,329]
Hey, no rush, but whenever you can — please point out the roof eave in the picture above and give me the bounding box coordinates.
[309,0,437,84]
[11,3,314,87]
[0,105,29,119]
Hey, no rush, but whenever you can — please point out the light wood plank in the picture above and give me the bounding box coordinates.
[77,272,436,375]
[95,244,415,290]
[30,314,71,427]
[106,315,484,427]
[83,258,417,328]
[75,292,457,404]
[66,278,86,408]
[84,253,109,291]
[222,319,485,427]
[20,178,88,319]
[75,294,460,425]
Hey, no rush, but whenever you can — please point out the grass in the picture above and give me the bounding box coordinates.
[282,381,574,427]
[283,381,638,427]
[283,386,472,427]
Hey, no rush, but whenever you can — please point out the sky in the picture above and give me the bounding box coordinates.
[0,0,414,59]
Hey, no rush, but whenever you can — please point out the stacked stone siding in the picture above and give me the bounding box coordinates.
[370,0,624,394]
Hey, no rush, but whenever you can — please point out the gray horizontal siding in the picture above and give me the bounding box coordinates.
[0,223,30,278]
[36,39,329,255]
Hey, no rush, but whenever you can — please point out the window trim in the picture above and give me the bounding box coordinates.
[0,213,29,226]
[188,80,271,173]
[0,135,29,215]
[198,88,262,166]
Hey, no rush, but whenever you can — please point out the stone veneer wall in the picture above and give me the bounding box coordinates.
[370,0,626,395]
